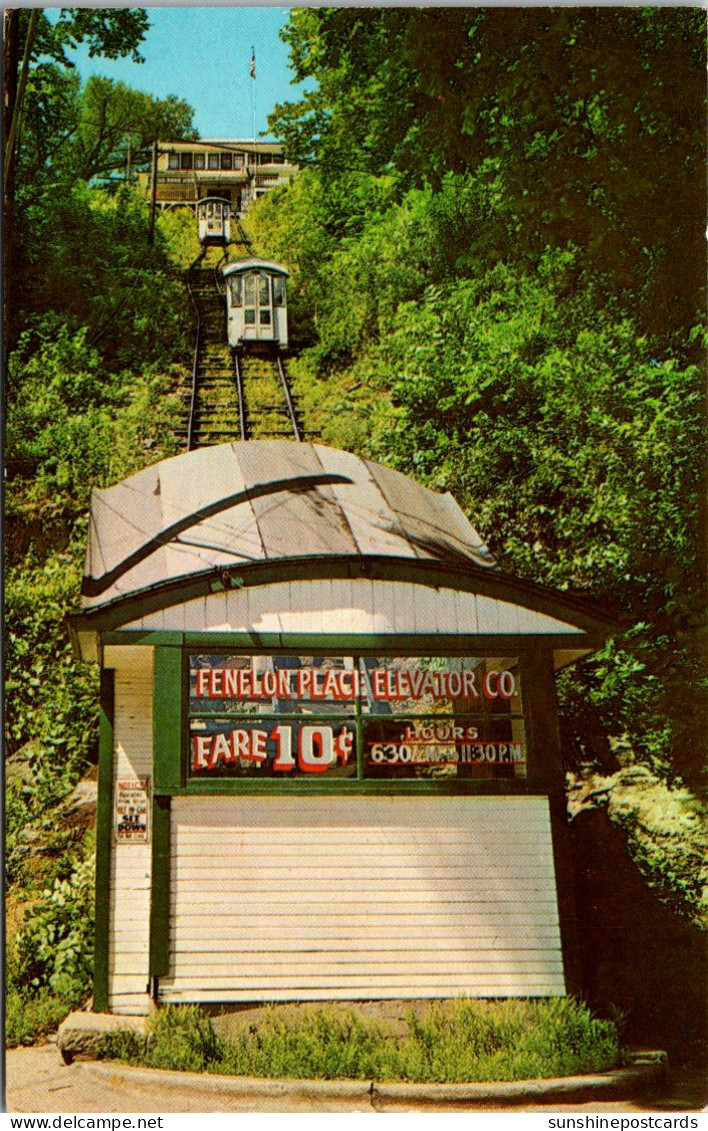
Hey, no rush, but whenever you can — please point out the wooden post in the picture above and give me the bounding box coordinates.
[93,669,115,1012]
[149,796,171,979]
[147,141,158,245]
[521,645,583,997]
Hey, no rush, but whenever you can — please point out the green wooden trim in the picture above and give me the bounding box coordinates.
[149,796,171,978]
[93,669,114,1013]
[188,709,524,722]
[102,631,606,654]
[519,646,582,996]
[548,792,583,998]
[158,779,533,797]
[69,554,621,637]
[189,710,377,721]
[153,646,185,791]
[519,649,557,794]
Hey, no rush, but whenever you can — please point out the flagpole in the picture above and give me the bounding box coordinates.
[250,46,256,210]
[251,46,256,148]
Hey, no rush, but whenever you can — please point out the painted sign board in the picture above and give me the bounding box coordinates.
[189,655,526,780]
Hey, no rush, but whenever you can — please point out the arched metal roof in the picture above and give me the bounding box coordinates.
[80,441,497,611]
[222,259,289,278]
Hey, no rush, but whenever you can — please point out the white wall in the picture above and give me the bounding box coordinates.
[124,579,585,637]
[105,645,153,1015]
[160,795,564,1003]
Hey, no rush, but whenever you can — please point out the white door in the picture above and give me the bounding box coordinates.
[242,272,273,340]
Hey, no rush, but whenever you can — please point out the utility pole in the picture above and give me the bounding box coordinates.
[147,141,158,245]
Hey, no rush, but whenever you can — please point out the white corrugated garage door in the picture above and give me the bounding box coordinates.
[159,795,565,1003]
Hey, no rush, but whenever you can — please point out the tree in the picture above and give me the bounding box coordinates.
[270,8,707,344]
[3,7,151,333]
[4,8,149,199]
[61,77,196,185]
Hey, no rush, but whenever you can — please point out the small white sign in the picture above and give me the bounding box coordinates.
[115,777,150,843]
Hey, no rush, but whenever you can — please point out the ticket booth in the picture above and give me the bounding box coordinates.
[69,441,615,1015]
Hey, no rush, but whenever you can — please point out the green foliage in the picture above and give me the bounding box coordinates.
[373,257,701,604]
[393,998,621,1083]
[157,206,202,269]
[272,8,706,342]
[145,1007,222,1073]
[100,999,621,1083]
[14,855,95,1003]
[5,544,97,760]
[63,76,196,185]
[258,163,705,813]
[5,987,74,1048]
[5,153,190,1037]
[15,68,193,195]
[347,255,704,792]
[579,770,708,926]
[6,9,152,206]
[6,317,185,509]
[5,783,40,892]
[32,9,149,68]
[10,183,192,364]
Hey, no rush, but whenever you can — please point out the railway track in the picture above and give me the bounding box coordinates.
[183,246,303,449]
[231,218,252,252]
[235,352,302,441]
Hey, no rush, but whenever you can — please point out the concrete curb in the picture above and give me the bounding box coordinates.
[81,1051,668,1110]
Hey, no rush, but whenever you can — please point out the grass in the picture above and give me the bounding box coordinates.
[98,998,624,1084]
[6,987,74,1047]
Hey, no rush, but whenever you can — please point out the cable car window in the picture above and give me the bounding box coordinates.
[230,277,242,307]
[272,278,285,306]
[208,153,219,170]
[194,153,205,170]
[168,153,179,169]
[180,153,193,170]
[220,153,232,170]
[260,309,272,326]
[259,275,270,306]
[244,273,256,325]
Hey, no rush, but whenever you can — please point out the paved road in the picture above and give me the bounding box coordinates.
[5,1043,707,1115]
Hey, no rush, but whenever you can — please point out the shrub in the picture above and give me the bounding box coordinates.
[14,855,95,1003]
[5,987,73,1048]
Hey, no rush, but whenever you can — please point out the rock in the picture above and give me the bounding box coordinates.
[5,742,38,787]
[66,772,98,812]
[57,1011,148,1064]
[618,765,657,783]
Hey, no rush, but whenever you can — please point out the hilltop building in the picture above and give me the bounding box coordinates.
[140,139,297,216]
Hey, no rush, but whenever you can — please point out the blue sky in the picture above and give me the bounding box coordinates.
[64,7,310,140]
